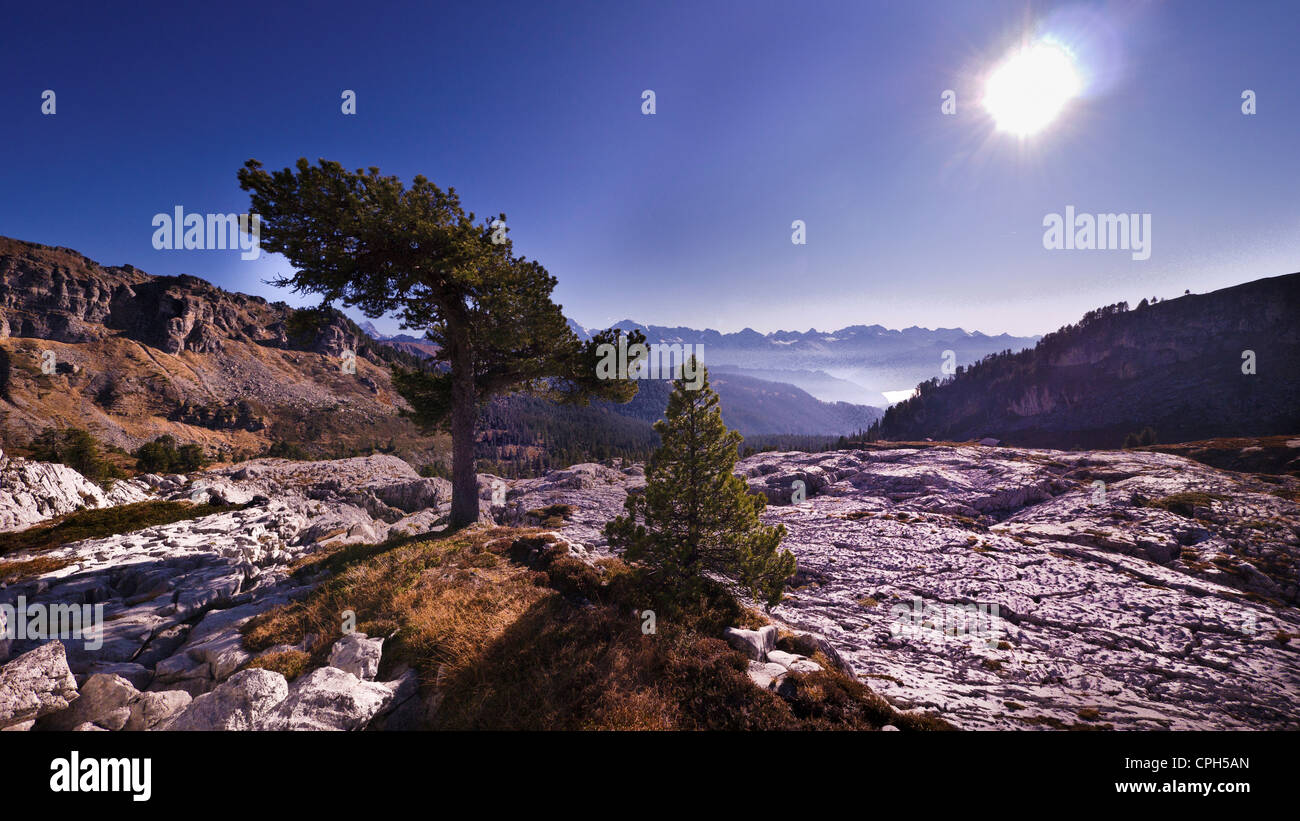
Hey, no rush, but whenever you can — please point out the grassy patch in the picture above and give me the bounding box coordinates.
[524,504,574,528]
[1135,492,1227,518]
[0,500,239,556]
[245,650,313,680]
[0,554,74,584]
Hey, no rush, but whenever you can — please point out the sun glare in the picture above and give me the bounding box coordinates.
[984,40,1082,136]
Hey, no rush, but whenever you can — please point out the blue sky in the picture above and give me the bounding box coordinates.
[2,0,1297,337]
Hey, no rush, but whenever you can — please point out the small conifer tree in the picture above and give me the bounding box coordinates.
[605,362,796,608]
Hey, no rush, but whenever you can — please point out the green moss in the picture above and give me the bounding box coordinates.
[1,500,239,557]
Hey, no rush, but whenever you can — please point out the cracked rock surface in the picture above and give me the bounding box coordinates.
[507,446,1300,730]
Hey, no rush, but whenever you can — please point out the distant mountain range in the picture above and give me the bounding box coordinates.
[880,274,1300,448]
[364,317,1042,407]
[564,318,1040,406]
[359,315,882,437]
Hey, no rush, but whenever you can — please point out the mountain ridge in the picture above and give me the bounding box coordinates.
[879,273,1300,449]
[563,317,1041,405]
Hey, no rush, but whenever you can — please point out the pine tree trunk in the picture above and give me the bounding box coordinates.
[449,337,479,529]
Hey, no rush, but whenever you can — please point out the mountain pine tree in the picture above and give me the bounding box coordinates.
[605,363,795,608]
[238,158,643,527]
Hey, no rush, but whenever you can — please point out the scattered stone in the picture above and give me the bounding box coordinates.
[258,666,394,731]
[723,625,778,661]
[328,633,384,681]
[124,690,192,731]
[0,641,80,728]
[40,673,139,731]
[168,668,289,731]
[746,661,789,691]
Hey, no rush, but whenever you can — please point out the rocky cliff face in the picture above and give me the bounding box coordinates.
[880,274,1300,448]
[0,237,425,457]
[4,444,1294,731]
[0,237,358,356]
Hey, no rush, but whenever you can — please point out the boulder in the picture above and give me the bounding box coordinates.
[370,478,450,514]
[0,641,80,728]
[168,668,289,730]
[188,478,255,507]
[765,649,823,674]
[367,668,426,731]
[328,633,384,681]
[258,666,394,731]
[746,660,789,691]
[723,625,778,661]
[40,673,139,731]
[125,690,193,731]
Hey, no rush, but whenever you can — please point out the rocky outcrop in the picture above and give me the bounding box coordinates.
[258,666,394,731]
[0,237,353,356]
[0,237,421,459]
[0,454,151,531]
[723,625,777,661]
[328,633,384,680]
[124,689,192,731]
[38,672,139,731]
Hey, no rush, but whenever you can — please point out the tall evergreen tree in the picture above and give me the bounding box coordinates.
[238,158,643,527]
[605,363,796,608]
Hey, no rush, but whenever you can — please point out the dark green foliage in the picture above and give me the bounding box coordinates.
[605,363,796,608]
[418,462,451,479]
[134,434,177,473]
[266,440,311,460]
[133,435,208,473]
[28,427,124,483]
[1,500,237,557]
[171,399,263,432]
[473,391,660,477]
[177,444,207,472]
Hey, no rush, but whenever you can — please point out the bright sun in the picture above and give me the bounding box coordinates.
[984,40,1081,136]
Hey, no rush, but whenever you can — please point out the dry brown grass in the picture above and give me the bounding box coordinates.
[245,650,313,680]
[243,526,550,681]
[0,554,74,584]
